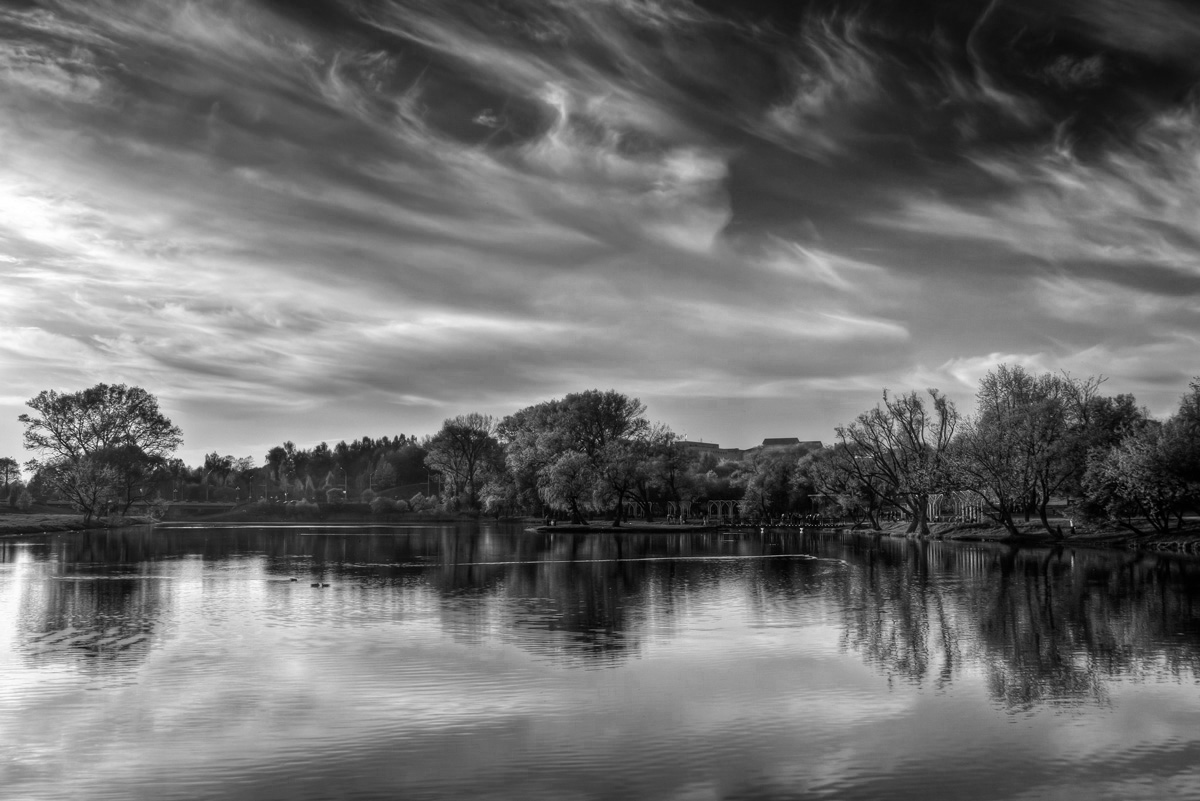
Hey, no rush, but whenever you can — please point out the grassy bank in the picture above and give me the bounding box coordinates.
[0,512,157,536]
[161,502,516,525]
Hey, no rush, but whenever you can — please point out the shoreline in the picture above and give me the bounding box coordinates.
[2,512,1197,553]
[0,513,158,537]
[838,520,1200,553]
[530,523,722,534]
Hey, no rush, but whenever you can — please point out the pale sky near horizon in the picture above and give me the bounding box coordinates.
[3,0,1200,469]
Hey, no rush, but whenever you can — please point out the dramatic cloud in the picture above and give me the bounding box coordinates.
[2,0,1199,463]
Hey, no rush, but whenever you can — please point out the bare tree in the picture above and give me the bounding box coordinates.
[837,389,958,535]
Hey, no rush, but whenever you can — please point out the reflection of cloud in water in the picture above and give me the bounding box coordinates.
[13,578,165,685]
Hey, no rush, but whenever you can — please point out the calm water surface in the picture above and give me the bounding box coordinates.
[2,524,1199,800]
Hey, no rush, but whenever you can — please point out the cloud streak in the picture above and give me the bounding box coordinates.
[2,0,1200,462]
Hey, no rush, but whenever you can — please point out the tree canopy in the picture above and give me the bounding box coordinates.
[20,384,182,522]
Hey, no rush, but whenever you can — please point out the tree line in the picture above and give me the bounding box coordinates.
[7,371,1200,535]
[810,367,1200,537]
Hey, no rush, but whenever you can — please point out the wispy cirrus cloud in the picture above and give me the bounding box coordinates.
[2,0,1200,462]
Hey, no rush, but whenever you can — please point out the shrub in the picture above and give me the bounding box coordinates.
[370,496,398,515]
[409,492,437,511]
[361,488,376,503]
[284,499,320,517]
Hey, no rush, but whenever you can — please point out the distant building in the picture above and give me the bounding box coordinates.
[679,437,823,462]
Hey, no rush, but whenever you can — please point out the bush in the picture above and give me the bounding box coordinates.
[361,488,376,503]
[370,496,400,515]
[409,492,437,512]
[284,499,320,517]
[148,494,170,519]
[16,488,32,512]
[326,487,346,505]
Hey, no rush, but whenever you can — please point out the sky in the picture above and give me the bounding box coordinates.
[2,0,1200,468]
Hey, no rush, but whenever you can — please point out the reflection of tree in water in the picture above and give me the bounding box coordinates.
[22,524,1196,692]
[423,530,779,668]
[815,531,1200,710]
[7,534,168,678]
[7,526,812,671]
[827,535,940,687]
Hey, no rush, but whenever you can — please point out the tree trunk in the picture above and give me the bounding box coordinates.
[1038,504,1056,537]
[999,511,1021,538]
[914,501,930,537]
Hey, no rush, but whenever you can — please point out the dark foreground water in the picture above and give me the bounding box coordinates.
[2,524,1200,801]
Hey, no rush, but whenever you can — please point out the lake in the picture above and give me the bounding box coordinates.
[2,523,1199,800]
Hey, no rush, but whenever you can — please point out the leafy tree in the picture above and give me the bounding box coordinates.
[0,457,19,487]
[501,390,651,524]
[735,446,810,519]
[1082,378,1200,533]
[799,443,886,528]
[1082,422,1186,534]
[424,413,500,509]
[595,439,645,526]
[627,425,691,522]
[949,366,1073,535]
[266,445,290,494]
[1058,390,1148,501]
[203,452,235,501]
[499,401,571,515]
[38,456,120,524]
[560,390,649,461]
[371,459,397,491]
[1168,379,1200,499]
[479,468,522,518]
[19,384,182,523]
[102,444,166,513]
[539,451,598,524]
[308,441,335,483]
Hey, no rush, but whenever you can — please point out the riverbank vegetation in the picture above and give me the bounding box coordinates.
[5,372,1200,541]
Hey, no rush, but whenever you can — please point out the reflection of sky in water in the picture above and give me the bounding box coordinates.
[0,527,1198,800]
